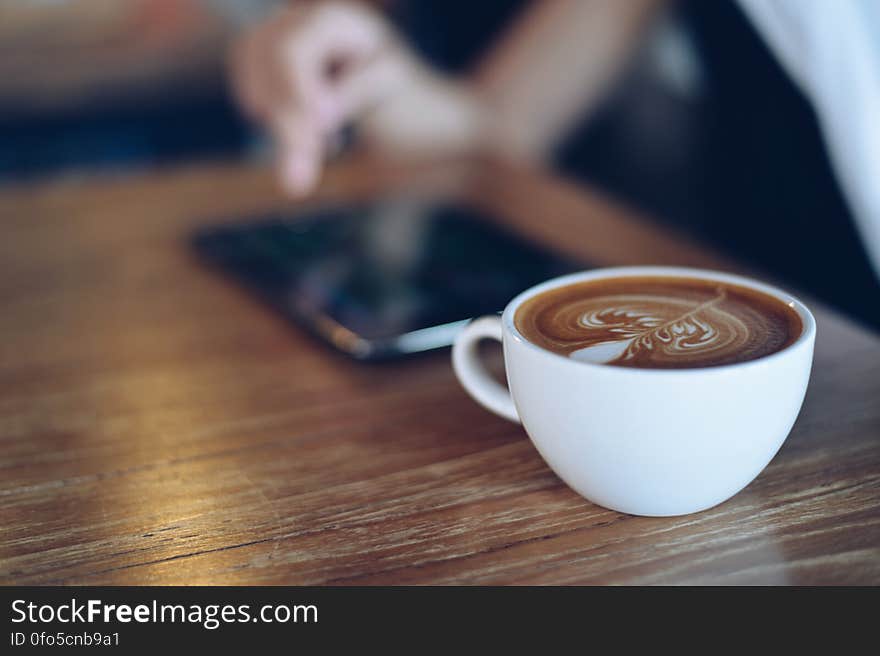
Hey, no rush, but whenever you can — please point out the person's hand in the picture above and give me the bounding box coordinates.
[230,0,488,196]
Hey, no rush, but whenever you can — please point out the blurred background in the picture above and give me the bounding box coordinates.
[2,0,879,330]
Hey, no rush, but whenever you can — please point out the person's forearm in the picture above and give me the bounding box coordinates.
[471,0,668,160]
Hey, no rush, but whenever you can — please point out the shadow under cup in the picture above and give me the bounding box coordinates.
[453,266,816,516]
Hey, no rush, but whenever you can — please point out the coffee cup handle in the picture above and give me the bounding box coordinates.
[452,316,521,424]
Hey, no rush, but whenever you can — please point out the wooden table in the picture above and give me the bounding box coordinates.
[2,156,878,585]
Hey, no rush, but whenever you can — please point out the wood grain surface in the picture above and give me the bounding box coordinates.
[1,155,878,585]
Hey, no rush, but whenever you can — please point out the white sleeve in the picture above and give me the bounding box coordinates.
[736,0,880,279]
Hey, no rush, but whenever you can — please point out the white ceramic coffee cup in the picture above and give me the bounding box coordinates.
[452,266,816,516]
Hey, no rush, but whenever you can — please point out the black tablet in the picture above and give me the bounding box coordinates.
[192,199,583,359]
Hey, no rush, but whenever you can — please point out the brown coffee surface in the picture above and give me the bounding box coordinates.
[514,276,803,369]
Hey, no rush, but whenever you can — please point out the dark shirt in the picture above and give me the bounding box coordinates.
[394,0,880,330]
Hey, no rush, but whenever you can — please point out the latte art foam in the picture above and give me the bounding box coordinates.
[514,276,802,369]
